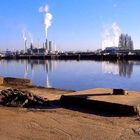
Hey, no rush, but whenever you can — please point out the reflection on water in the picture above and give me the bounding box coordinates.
[119,61,133,78]
[0,59,56,88]
[102,61,134,78]
[28,60,57,88]
[29,60,54,88]
[0,60,140,91]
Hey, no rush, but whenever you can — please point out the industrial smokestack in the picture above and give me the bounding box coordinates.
[28,32,34,51]
[49,41,52,53]
[45,39,48,50]
[22,31,27,53]
[39,5,53,38]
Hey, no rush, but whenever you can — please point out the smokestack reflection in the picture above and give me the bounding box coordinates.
[24,60,29,78]
[25,60,55,88]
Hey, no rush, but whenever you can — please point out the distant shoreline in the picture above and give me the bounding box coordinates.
[1,54,140,61]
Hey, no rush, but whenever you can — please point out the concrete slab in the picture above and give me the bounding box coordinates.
[60,88,140,115]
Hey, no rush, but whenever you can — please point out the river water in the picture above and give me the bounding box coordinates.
[0,60,140,91]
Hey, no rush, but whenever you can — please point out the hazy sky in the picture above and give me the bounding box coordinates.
[0,0,140,51]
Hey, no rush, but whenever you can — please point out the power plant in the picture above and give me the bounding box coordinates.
[0,4,139,61]
[26,38,55,55]
[22,4,55,55]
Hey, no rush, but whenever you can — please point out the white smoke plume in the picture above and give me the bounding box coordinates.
[22,30,27,42]
[102,22,121,50]
[28,32,33,43]
[39,5,53,38]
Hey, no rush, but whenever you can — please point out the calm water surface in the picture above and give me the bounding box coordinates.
[0,60,140,91]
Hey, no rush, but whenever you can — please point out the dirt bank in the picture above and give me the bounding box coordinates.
[0,84,140,140]
[1,106,140,140]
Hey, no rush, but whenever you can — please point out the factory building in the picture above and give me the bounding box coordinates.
[26,39,54,55]
[27,48,47,55]
[103,47,119,54]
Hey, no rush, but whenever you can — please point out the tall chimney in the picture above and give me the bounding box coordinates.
[30,43,33,50]
[49,41,52,53]
[45,39,48,50]
[25,40,27,53]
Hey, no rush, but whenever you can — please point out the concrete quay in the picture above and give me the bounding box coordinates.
[60,88,140,116]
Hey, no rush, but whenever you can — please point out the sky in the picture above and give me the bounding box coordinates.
[0,0,140,51]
